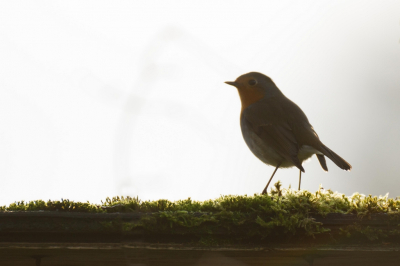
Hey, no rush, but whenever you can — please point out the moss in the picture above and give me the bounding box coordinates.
[3,199,100,212]
[339,224,394,241]
[1,182,400,244]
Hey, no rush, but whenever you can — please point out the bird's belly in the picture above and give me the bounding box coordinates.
[240,123,284,167]
[244,134,282,166]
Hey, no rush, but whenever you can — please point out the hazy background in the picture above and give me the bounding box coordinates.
[0,1,399,204]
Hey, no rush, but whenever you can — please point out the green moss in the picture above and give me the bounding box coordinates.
[2,183,391,215]
[3,199,100,212]
[1,182,400,244]
[339,224,395,241]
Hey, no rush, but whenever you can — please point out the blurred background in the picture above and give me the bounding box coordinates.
[0,1,399,204]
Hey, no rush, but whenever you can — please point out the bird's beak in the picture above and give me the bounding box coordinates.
[225,81,238,87]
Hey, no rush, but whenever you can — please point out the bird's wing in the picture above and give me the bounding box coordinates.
[242,105,304,172]
[280,98,351,171]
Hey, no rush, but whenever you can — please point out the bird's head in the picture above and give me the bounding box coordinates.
[225,72,282,110]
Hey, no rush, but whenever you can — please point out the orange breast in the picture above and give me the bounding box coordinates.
[238,87,264,112]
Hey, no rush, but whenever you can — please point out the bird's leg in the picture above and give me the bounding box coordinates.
[262,162,282,195]
[298,170,302,191]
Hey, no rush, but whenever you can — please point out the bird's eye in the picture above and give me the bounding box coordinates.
[248,79,257,86]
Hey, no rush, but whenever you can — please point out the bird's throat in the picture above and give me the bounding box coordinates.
[238,88,265,112]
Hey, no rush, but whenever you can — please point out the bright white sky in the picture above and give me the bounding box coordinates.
[1,1,400,204]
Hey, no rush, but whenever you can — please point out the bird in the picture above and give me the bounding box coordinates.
[225,72,351,194]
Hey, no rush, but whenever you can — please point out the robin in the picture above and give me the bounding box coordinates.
[225,72,351,194]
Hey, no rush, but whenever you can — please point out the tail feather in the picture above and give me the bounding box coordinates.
[317,154,328,172]
[318,144,352,171]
